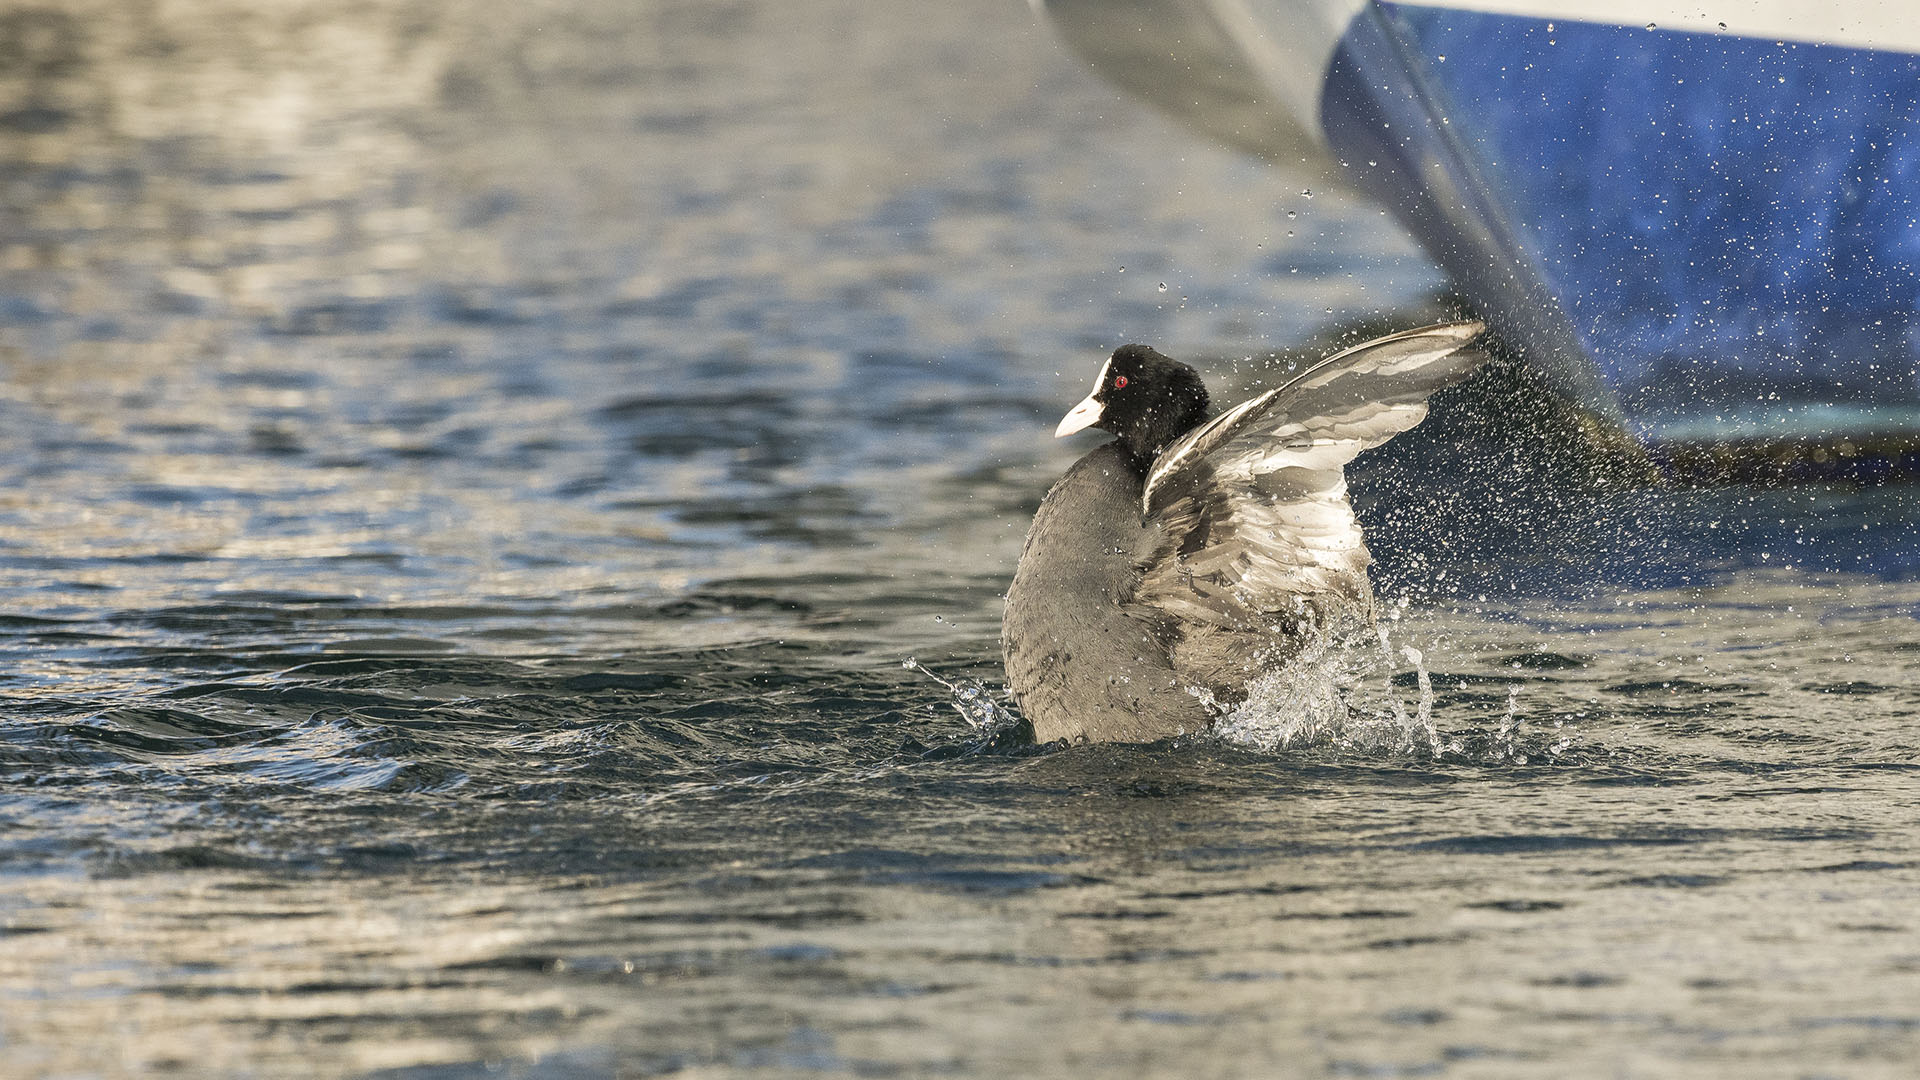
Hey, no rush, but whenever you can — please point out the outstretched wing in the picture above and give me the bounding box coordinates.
[1132,322,1485,638]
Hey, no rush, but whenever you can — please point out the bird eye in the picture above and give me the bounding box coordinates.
[1113,376,1129,389]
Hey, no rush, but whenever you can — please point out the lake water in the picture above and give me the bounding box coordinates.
[3,1,1918,1077]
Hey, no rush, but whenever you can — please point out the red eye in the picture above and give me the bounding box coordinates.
[1113,376,1129,389]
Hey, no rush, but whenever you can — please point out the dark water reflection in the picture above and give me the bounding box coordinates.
[3,1,1919,1077]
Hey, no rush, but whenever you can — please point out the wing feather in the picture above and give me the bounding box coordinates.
[1144,321,1484,513]
[1133,322,1484,643]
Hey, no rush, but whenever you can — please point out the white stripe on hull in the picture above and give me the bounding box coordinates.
[1392,0,1920,55]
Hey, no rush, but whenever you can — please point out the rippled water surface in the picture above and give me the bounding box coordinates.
[4,2,1919,1077]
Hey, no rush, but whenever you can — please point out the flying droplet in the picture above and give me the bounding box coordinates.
[1645,21,1656,30]
[1157,282,1168,292]
[1301,189,1314,199]
[1286,210,1298,219]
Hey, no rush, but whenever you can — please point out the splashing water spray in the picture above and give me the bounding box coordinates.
[902,657,1024,738]
[1211,619,1441,754]
[1400,643,1440,755]
[1493,682,1526,764]
[909,631,1559,762]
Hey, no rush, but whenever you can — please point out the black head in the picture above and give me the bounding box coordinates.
[1055,344,1211,466]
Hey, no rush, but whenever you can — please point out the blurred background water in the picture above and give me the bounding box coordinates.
[1,1,1917,1077]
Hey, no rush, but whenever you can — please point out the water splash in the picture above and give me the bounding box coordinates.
[902,657,1025,740]
[1211,623,1433,755]
[908,636,1578,764]
[1211,628,1589,764]
[1402,644,1438,754]
[1494,683,1524,762]
[1475,683,1570,765]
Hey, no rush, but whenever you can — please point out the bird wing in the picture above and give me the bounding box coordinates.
[1132,321,1485,633]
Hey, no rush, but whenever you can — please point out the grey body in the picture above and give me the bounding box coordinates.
[1002,444,1209,743]
[1001,322,1486,744]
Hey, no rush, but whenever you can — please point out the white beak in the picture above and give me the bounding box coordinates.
[1054,393,1103,438]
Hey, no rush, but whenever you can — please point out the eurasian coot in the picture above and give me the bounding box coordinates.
[1002,322,1485,743]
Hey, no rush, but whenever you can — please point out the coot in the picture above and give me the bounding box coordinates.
[1002,322,1485,743]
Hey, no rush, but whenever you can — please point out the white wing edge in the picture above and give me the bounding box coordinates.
[1140,320,1484,516]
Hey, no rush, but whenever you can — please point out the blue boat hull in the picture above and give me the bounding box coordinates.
[1043,1,1920,444]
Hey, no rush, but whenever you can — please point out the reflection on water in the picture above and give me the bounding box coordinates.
[3,1,1919,1078]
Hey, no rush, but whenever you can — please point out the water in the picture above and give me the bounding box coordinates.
[3,1,1919,1076]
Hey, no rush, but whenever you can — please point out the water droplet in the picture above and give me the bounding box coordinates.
[1645,21,1656,30]
[1157,282,1168,292]
[1300,189,1314,199]
[1286,210,1297,219]
[1117,265,1125,273]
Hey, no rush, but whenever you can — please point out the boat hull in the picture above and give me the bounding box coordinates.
[1042,0,1920,444]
